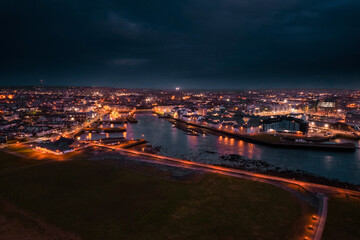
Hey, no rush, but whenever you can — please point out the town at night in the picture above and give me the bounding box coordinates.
[1,0,360,240]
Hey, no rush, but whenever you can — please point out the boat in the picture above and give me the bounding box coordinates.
[126,115,138,123]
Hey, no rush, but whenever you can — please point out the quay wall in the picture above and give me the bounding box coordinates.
[169,118,356,152]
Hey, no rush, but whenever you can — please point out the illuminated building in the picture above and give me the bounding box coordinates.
[262,117,308,133]
[346,111,360,126]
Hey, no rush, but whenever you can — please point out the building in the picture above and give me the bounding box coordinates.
[317,101,336,112]
[262,117,308,133]
[346,111,360,126]
[154,105,178,115]
[196,107,207,116]
[35,137,81,155]
[66,112,87,121]
[3,113,19,121]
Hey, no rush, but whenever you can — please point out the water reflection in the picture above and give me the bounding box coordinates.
[187,135,198,150]
[248,143,254,160]
[324,155,334,170]
[230,138,234,146]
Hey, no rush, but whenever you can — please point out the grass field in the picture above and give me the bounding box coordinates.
[0,156,306,240]
[323,196,360,240]
[0,151,38,172]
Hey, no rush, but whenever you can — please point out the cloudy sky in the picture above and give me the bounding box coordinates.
[1,0,359,89]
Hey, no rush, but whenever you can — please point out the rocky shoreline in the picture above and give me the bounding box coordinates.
[217,154,360,192]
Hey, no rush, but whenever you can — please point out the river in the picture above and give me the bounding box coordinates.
[123,114,360,184]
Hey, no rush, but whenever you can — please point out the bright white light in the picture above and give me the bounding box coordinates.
[175,87,180,91]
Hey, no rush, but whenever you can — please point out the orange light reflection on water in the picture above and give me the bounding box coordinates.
[248,143,254,159]
[187,134,198,149]
[229,138,234,146]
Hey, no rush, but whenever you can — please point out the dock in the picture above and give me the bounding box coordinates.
[83,127,126,133]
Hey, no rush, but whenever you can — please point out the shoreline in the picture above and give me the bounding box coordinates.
[134,143,360,191]
[216,154,360,192]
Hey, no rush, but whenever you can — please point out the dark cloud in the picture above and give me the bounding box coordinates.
[0,0,359,88]
[109,58,149,66]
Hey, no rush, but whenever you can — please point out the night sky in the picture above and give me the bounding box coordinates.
[1,0,360,89]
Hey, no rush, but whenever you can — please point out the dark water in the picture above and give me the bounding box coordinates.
[124,114,360,184]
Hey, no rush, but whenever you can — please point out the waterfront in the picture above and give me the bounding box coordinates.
[125,114,360,184]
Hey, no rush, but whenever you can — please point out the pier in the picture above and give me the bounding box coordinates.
[82,127,126,133]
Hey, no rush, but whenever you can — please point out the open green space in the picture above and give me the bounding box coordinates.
[0,158,305,240]
[0,151,37,172]
[323,196,360,240]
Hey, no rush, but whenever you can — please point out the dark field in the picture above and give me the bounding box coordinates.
[0,151,38,172]
[323,195,360,240]
[0,153,306,240]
